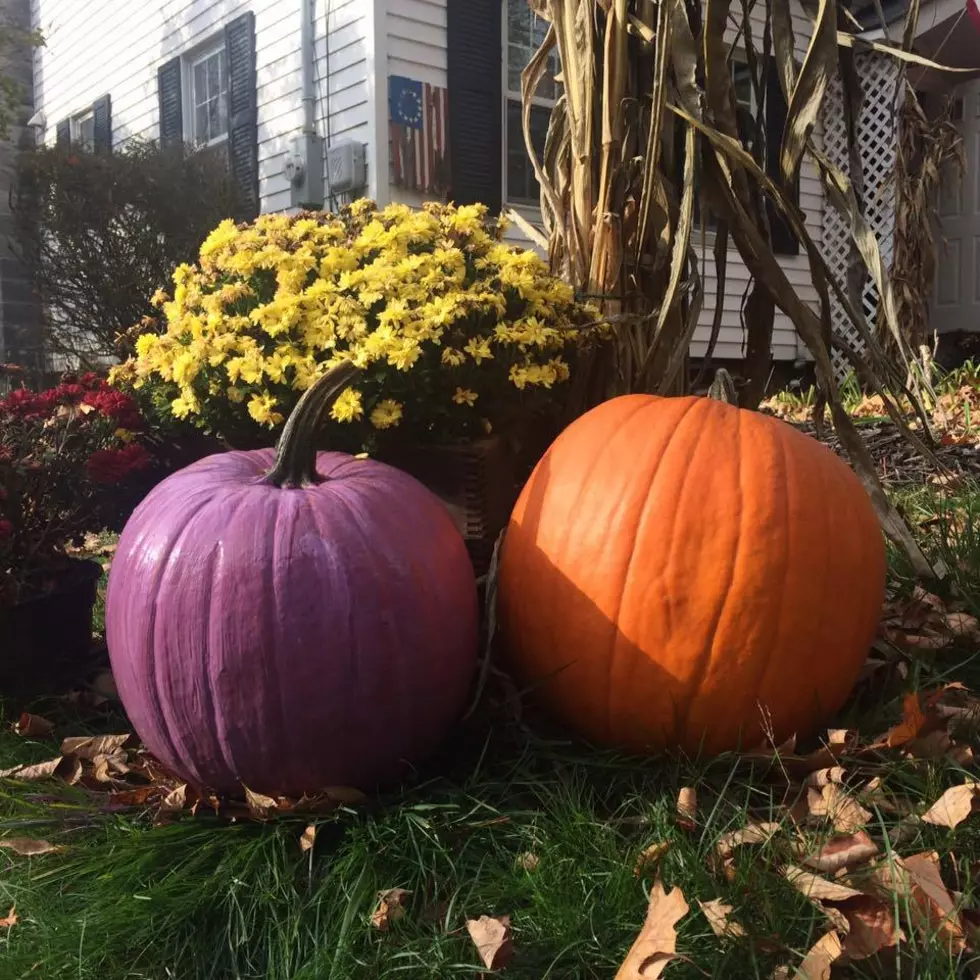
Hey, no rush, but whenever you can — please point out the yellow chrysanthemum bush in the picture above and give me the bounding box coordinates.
[116,200,605,451]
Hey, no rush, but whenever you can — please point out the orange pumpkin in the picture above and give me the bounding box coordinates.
[498,393,886,755]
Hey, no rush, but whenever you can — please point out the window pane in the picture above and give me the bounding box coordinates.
[508,45,525,94]
[506,100,550,205]
[195,102,209,144]
[194,60,208,105]
[208,94,228,139]
[207,52,221,98]
[508,0,530,46]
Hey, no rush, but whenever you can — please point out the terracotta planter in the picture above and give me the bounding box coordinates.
[0,558,103,695]
[384,436,517,578]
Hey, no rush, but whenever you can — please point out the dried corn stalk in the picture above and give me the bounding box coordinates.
[520,0,974,578]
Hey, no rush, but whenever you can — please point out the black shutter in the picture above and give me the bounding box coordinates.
[56,118,70,146]
[447,0,502,213]
[158,57,183,146]
[92,93,112,152]
[765,69,800,256]
[225,11,259,220]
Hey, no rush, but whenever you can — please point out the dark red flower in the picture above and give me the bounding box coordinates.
[79,372,102,390]
[0,445,12,464]
[0,519,13,540]
[57,383,84,402]
[0,387,46,419]
[82,388,144,429]
[85,443,151,484]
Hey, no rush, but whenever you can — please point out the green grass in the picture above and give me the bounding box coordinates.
[1,488,979,980]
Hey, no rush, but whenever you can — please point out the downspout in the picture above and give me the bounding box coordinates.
[301,0,316,136]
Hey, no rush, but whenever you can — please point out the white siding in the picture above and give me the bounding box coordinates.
[384,0,827,361]
[31,0,373,214]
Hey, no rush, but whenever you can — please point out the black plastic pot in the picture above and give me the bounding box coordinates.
[0,558,104,696]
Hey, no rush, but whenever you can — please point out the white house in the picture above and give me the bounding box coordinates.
[8,0,980,371]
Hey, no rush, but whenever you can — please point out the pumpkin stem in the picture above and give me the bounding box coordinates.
[264,361,362,488]
[707,368,738,406]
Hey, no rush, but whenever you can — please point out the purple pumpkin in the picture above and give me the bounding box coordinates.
[105,364,478,795]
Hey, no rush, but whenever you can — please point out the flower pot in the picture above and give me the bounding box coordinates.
[0,558,104,695]
[383,436,517,578]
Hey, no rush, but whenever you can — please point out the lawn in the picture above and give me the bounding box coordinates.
[0,466,979,979]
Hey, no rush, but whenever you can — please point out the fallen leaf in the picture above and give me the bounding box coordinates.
[160,784,188,812]
[802,831,879,874]
[244,787,279,819]
[0,906,16,929]
[945,612,979,637]
[714,822,782,880]
[887,692,934,748]
[321,786,367,806]
[300,824,317,853]
[781,866,863,903]
[676,787,697,831]
[516,851,539,872]
[836,895,903,959]
[371,888,412,931]
[634,841,671,877]
[0,837,65,856]
[795,930,843,979]
[0,756,67,781]
[13,713,55,737]
[466,914,513,971]
[615,881,688,980]
[806,767,845,788]
[900,851,964,945]
[109,786,157,807]
[60,734,132,760]
[809,784,872,833]
[921,781,980,829]
[698,898,746,939]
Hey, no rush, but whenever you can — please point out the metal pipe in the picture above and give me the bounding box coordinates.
[301,0,317,135]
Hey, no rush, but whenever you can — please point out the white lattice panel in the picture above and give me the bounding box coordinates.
[820,51,902,382]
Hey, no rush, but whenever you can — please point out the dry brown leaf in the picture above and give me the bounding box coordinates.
[676,787,697,831]
[13,713,55,737]
[0,755,67,781]
[716,821,782,858]
[60,734,132,760]
[466,914,513,971]
[634,842,671,877]
[109,786,157,807]
[0,906,17,929]
[516,851,539,872]
[794,930,843,979]
[244,787,279,819]
[809,784,872,833]
[0,837,65,857]
[614,881,689,980]
[300,824,317,853]
[887,694,929,747]
[160,784,188,812]
[836,896,903,959]
[921,781,980,829]
[945,612,980,637]
[371,888,412,931]
[698,898,746,939]
[900,851,964,945]
[801,831,879,875]
[806,767,844,788]
[781,866,863,903]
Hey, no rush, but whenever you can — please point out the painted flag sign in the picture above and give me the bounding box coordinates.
[389,74,450,196]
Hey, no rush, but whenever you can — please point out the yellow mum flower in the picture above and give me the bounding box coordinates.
[369,399,403,430]
[330,387,364,423]
[452,388,478,407]
[248,393,284,427]
[171,388,200,418]
[149,288,169,308]
[441,348,465,367]
[464,338,493,364]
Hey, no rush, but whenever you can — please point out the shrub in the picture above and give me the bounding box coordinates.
[10,139,241,365]
[114,201,605,452]
[0,368,152,606]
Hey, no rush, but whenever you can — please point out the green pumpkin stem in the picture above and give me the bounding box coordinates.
[707,368,738,406]
[264,361,362,488]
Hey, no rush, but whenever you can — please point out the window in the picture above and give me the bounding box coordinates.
[185,42,228,146]
[71,110,95,151]
[504,0,559,206]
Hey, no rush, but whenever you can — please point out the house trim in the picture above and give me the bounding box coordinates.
[365,0,390,204]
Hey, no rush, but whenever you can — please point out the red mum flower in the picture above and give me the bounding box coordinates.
[86,443,151,484]
[82,388,144,430]
[0,519,13,540]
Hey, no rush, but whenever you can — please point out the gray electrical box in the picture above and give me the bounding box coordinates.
[285,133,325,210]
[325,140,367,195]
